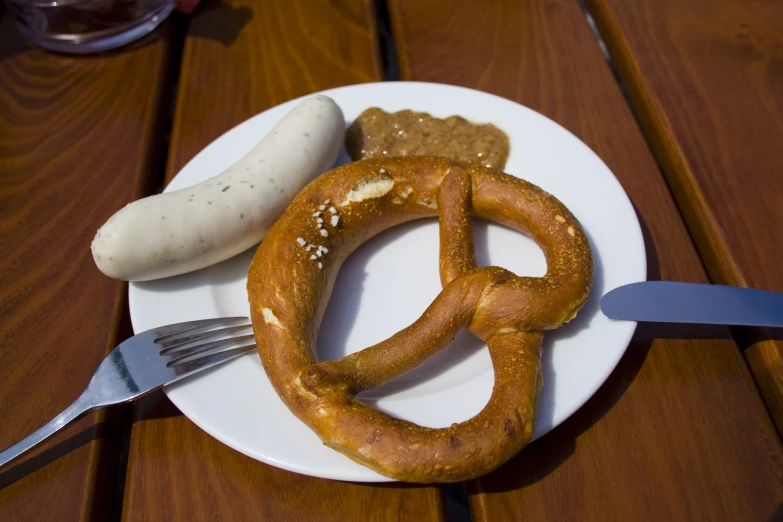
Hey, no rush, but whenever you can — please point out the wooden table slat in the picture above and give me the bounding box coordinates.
[585,0,783,433]
[121,1,445,521]
[388,0,783,520]
[0,15,173,522]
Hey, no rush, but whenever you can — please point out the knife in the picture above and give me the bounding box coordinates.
[601,281,783,327]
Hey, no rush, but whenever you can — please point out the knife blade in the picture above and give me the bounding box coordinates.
[601,281,783,327]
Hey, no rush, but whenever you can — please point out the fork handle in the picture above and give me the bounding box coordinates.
[0,389,96,469]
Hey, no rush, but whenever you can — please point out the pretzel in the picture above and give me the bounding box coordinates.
[247,156,592,482]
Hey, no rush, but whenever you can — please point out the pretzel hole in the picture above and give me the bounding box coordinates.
[314,219,488,400]
[471,219,546,278]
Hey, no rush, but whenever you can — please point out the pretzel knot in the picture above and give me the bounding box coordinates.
[248,157,593,483]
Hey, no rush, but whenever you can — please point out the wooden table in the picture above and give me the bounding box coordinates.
[587,0,783,435]
[1,1,782,520]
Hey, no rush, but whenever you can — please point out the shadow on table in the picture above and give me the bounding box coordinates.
[470,206,734,493]
[188,0,253,47]
[135,390,185,420]
[732,323,783,351]
[0,404,131,493]
[0,426,96,490]
[0,13,30,61]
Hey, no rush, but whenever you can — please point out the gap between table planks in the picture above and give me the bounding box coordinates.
[119,1,447,521]
[0,14,174,522]
[586,0,783,439]
[386,0,783,520]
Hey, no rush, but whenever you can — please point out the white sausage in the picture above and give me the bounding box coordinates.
[92,95,345,281]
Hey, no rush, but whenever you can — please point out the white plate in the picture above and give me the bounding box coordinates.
[129,82,646,482]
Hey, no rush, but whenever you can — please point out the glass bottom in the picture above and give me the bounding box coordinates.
[10,0,174,54]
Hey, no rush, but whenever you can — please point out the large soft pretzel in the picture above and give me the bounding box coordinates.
[247,156,592,482]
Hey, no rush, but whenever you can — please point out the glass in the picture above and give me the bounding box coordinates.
[7,0,175,54]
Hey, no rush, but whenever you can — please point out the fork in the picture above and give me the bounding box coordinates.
[0,317,256,469]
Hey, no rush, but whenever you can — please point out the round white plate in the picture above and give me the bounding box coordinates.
[129,82,646,482]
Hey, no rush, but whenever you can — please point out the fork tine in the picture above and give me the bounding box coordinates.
[152,317,248,343]
[158,324,253,352]
[168,344,256,378]
[164,334,256,364]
